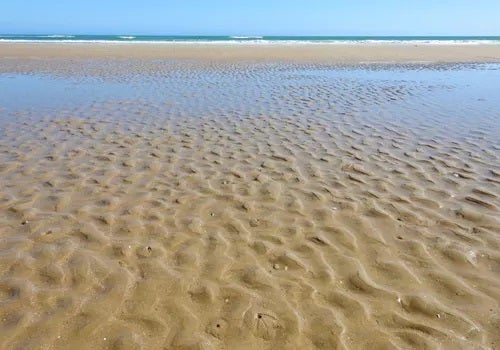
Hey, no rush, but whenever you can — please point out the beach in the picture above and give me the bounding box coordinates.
[2,42,500,62]
[0,44,499,349]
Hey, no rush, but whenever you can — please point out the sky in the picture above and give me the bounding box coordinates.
[1,0,500,36]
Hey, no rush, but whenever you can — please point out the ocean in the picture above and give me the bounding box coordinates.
[1,34,500,45]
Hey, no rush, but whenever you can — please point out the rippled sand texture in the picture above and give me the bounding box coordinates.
[0,61,499,350]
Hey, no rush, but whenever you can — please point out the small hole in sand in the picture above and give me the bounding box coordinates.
[216,324,220,328]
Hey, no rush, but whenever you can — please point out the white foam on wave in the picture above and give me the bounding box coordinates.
[37,35,75,38]
[119,36,136,40]
[1,39,500,46]
[229,36,264,39]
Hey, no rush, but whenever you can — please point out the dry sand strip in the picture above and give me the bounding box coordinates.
[1,42,500,62]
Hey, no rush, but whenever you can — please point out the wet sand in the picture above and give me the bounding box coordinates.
[2,42,500,62]
[0,56,499,350]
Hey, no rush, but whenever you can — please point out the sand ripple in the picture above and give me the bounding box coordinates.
[0,61,499,349]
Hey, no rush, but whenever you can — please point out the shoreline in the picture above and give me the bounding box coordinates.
[2,42,500,62]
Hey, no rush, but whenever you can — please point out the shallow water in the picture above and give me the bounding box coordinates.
[1,62,500,133]
[0,60,499,349]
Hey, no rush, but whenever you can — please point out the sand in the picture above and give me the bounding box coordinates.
[0,51,499,350]
[2,42,500,62]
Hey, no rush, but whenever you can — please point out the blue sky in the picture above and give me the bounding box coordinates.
[2,0,500,36]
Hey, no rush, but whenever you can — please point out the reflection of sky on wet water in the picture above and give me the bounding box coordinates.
[0,74,132,112]
[1,63,499,147]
